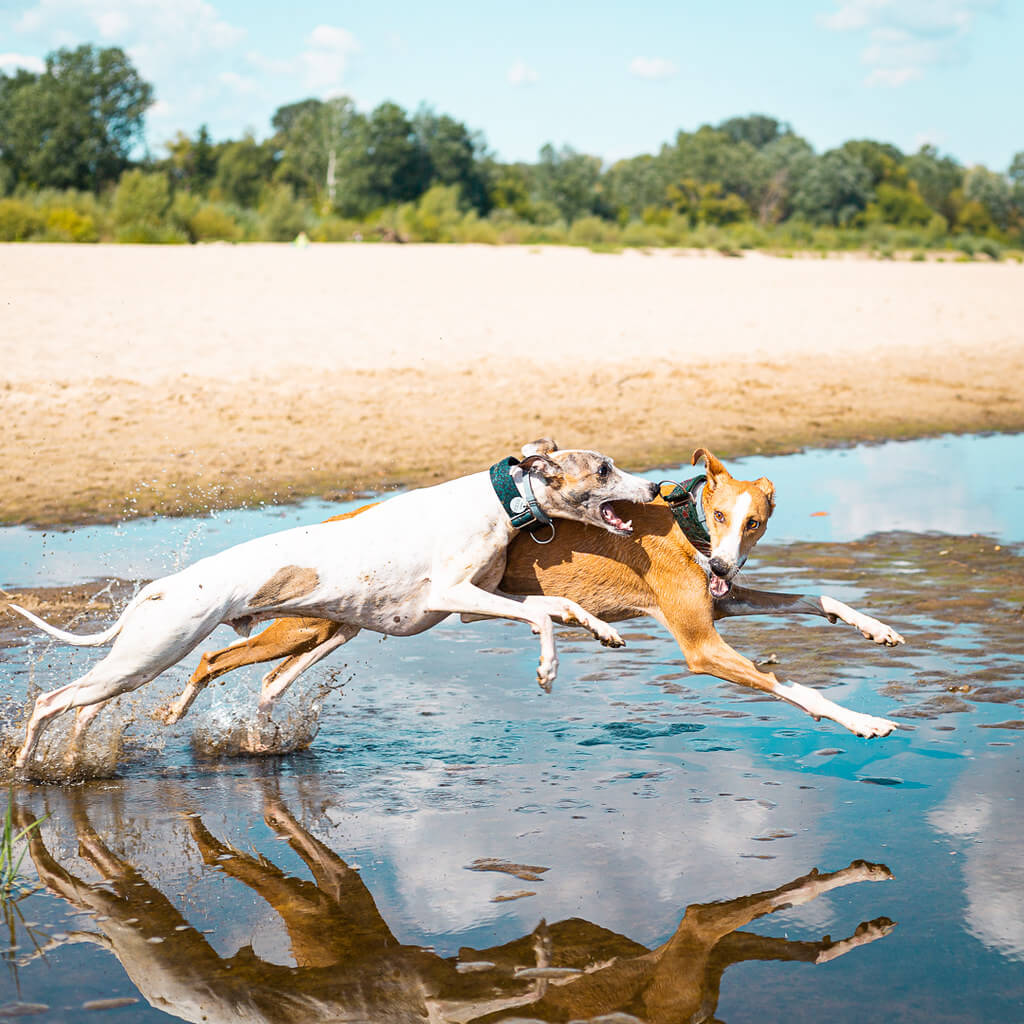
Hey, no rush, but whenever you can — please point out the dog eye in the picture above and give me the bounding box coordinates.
[747,518,760,531]
[597,463,610,478]
[713,510,725,523]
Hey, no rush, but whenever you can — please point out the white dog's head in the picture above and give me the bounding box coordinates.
[518,439,658,536]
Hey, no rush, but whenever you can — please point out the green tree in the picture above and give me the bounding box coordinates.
[905,145,963,222]
[213,134,276,208]
[165,124,217,195]
[717,114,785,149]
[0,44,152,191]
[962,166,1012,232]
[535,144,604,223]
[750,133,816,224]
[604,154,672,221]
[362,101,429,208]
[272,96,367,208]
[791,149,873,226]
[412,108,490,212]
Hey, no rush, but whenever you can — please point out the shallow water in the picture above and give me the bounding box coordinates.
[1,434,1023,1022]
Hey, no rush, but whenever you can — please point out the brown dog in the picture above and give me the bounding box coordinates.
[167,448,902,738]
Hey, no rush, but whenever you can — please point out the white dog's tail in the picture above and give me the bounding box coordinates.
[7,602,129,646]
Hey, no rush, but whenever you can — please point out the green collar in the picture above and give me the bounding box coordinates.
[662,474,711,555]
[490,457,554,539]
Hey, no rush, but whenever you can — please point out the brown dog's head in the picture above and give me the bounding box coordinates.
[692,447,774,597]
[519,439,659,536]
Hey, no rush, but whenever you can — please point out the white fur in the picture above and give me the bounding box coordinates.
[712,491,751,568]
[820,595,905,645]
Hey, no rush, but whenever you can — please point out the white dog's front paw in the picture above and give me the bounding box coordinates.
[845,711,899,738]
[859,616,904,646]
[592,622,625,648]
[537,656,558,693]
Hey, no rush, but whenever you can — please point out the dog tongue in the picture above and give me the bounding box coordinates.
[709,574,729,598]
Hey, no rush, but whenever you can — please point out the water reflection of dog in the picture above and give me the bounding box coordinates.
[15,797,895,1023]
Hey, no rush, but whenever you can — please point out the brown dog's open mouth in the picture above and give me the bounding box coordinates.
[600,502,633,534]
[709,574,730,598]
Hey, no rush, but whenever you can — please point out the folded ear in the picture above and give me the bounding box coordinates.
[754,476,776,515]
[522,438,559,458]
[519,453,563,486]
[692,447,730,489]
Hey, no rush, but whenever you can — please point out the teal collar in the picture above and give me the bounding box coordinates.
[490,457,555,542]
[662,475,711,555]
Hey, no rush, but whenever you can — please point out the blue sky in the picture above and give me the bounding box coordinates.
[1,0,1018,171]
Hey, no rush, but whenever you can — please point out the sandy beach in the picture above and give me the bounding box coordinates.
[2,242,1023,526]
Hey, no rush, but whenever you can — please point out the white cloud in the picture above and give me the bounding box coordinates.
[0,52,45,74]
[629,56,679,80]
[300,24,359,93]
[507,58,539,86]
[17,0,245,51]
[819,0,998,86]
[219,70,258,96]
[246,25,359,97]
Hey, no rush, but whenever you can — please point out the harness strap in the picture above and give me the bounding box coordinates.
[661,474,712,555]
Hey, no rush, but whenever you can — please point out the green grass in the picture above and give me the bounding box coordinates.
[1,791,47,898]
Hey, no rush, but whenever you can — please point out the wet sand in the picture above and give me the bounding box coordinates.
[3,243,1023,525]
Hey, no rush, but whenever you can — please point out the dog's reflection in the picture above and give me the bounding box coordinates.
[15,796,895,1024]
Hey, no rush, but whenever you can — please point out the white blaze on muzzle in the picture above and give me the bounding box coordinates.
[712,491,751,572]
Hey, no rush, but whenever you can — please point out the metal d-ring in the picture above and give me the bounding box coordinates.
[528,522,556,544]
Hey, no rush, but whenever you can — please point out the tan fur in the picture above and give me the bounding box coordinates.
[250,566,320,609]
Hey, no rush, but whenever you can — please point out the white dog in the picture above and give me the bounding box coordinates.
[10,442,659,768]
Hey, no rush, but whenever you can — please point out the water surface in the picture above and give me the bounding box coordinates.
[1,434,1022,1022]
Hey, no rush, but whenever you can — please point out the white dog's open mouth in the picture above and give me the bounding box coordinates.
[709,573,730,598]
[600,502,633,534]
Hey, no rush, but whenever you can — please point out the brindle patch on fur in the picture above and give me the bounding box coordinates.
[251,566,320,609]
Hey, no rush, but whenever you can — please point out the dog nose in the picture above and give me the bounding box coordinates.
[709,557,731,577]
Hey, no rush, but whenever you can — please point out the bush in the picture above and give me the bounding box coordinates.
[398,185,462,242]
[621,219,663,248]
[115,223,189,244]
[190,204,242,242]
[977,238,1003,261]
[310,216,360,242]
[0,198,43,240]
[43,206,98,242]
[113,170,171,230]
[257,184,311,241]
[568,215,616,247]
[452,211,499,244]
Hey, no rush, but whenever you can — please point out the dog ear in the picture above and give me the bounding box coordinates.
[754,476,776,515]
[692,447,729,489]
[522,438,559,457]
[519,453,563,486]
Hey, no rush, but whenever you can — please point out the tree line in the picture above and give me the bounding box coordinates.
[2,43,1022,255]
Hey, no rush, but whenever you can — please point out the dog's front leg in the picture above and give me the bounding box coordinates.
[427,581,560,691]
[719,586,905,646]
[496,594,626,649]
[672,628,899,738]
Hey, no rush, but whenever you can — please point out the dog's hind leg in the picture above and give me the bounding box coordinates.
[717,586,904,646]
[15,604,223,769]
[256,624,359,720]
[158,618,345,726]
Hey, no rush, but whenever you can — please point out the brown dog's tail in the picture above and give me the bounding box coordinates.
[7,601,130,647]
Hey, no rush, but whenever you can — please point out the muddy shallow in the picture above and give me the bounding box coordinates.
[1,435,1023,1021]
